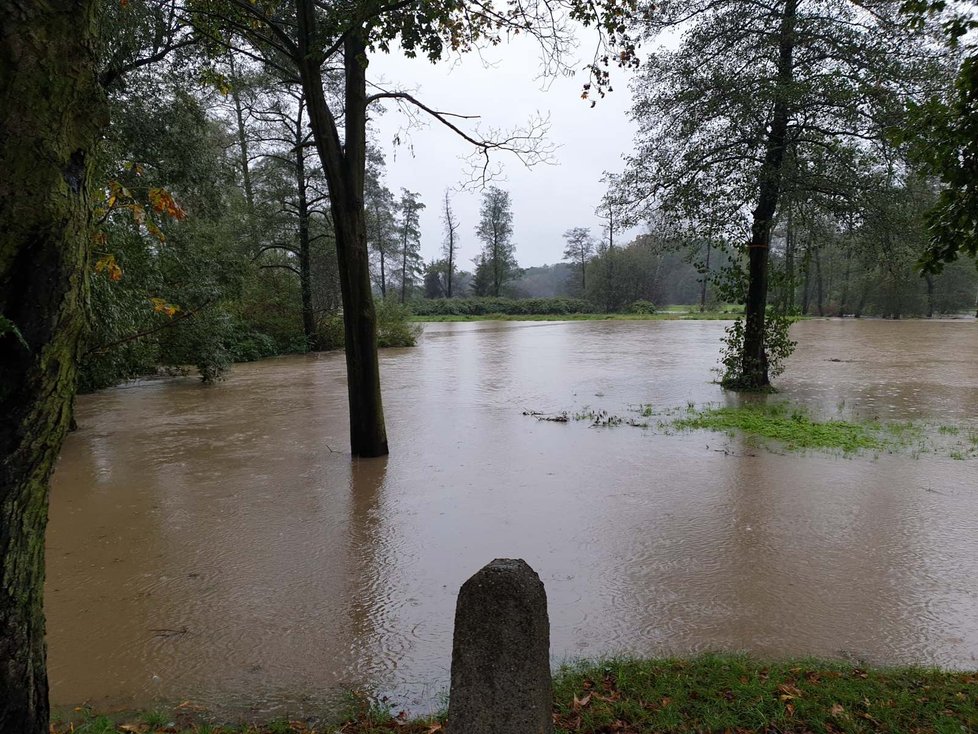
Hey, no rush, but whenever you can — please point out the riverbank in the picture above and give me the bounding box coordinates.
[54,654,978,733]
[410,310,742,322]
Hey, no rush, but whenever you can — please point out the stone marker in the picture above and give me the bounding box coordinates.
[448,558,552,734]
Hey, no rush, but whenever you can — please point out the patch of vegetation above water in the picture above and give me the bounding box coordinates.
[671,403,882,453]
[527,401,978,459]
[53,654,978,733]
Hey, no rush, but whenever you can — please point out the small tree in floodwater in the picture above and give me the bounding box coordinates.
[617,0,951,389]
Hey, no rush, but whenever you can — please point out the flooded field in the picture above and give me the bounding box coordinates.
[47,318,978,717]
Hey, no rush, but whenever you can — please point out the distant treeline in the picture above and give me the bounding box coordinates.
[409,297,593,316]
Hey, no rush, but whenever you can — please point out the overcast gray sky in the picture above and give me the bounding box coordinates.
[368,37,641,269]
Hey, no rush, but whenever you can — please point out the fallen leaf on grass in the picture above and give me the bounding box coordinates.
[777,683,803,701]
[572,693,592,711]
[829,703,845,717]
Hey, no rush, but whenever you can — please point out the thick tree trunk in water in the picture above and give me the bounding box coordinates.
[0,2,105,731]
[298,5,387,456]
[738,0,796,389]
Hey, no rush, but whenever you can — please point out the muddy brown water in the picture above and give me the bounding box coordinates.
[47,319,978,718]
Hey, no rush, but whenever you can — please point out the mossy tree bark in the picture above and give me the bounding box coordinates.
[297,0,388,457]
[0,1,106,732]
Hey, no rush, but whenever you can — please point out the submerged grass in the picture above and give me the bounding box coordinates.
[52,654,978,734]
[670,403,883,453]
[528,400,978,459]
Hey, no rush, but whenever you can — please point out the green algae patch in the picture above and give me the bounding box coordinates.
[671,403,883,453]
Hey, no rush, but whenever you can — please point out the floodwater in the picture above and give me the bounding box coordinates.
[47,318,978,717]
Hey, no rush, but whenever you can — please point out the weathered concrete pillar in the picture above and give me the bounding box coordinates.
[447,558,552,734]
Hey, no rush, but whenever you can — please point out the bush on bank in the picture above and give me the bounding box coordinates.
[53,654,978,734]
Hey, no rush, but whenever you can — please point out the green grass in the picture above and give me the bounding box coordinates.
[552,655,978,734]
[52,654,978,733]
[670,403,883,453]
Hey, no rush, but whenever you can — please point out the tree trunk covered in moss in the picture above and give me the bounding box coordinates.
[0,2,106,732]
[296,0,388,457]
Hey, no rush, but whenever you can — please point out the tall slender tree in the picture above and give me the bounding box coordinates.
[475,187,518,297]
[365,150,398,299]
[441,190,460,298]
[397,189,425,304]
[562,226,596,291]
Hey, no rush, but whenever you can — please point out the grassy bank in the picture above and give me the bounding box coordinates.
[54,654,978,733]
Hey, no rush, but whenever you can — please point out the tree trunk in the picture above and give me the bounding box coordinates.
[925,273,935,318]
[297,3,388,457]
[801,246,811,315]
[737,0,797,390]
[447,242,454,298]
[855,288,867,319]
[839,247,851,316]
[400,229,408,304]
[229,56,254,213]
[0,2,106,731]
[295,130,317,349]
[700,241,711,313]
[781,208,794,314]
[814,248,824,316]
[380,248,387,299]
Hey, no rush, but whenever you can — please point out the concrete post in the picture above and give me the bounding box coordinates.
[447,558,553,734]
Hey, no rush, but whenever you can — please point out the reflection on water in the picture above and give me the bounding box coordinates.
[47,319,978,716]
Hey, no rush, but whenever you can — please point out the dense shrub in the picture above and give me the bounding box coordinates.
[409,297,593,316]
[376,300,423,347]
[627,299,657,314]
[228,328,279,362]
[317,312,345,350]
[317,301,422,351]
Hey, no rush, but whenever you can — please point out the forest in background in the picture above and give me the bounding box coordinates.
[82,14,978,392]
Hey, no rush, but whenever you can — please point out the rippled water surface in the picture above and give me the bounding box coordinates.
[47,319,978,716]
